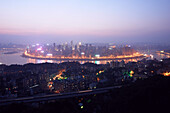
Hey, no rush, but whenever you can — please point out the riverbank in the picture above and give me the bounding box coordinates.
[22,53,148,61]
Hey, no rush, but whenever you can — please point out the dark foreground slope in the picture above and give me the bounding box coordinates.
[0,75,170,113]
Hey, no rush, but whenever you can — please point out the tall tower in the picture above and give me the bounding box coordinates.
[53,43,56,48]
[71,41,73,47]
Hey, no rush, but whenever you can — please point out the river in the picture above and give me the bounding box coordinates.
[0,50,167,65]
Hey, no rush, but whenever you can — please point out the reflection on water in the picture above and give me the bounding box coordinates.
[27,57,141,65]
[138,49,170,61]
[0,51,169,65]
[156,53,170,60]
[0,52,27,65]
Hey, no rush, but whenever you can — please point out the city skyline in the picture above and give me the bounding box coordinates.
[0,0,170,44]
[0,1,170,112]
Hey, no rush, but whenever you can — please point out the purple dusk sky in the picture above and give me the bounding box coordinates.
[0,0,170,44]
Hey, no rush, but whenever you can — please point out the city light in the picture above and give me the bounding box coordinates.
[81,52,85,55]
[150,54,154,59]
[52,69,66,80]
[0,0,170,112]
[162,72,170,77]
[79,42,82,45]
[41,51,44,53]
[37,48,42,51]
[95,54,100,58]
[24,51,147,60]
[97,77,100,82]
[23,42,147,62]
[47,53,53,56]
[129,70,134,77]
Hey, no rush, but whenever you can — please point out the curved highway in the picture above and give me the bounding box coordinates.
[22,51,147,61]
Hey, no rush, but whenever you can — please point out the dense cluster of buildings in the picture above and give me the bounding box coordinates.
[0,58,169,99]
[26,41,136,58]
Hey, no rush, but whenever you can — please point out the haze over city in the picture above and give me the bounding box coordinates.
[0,0,170,44]
[0,1,170,113]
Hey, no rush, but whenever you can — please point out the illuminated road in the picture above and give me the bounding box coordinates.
[22,51,148,61]
[0,86,121,106]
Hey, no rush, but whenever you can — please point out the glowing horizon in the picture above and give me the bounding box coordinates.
[0,0,170,44]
